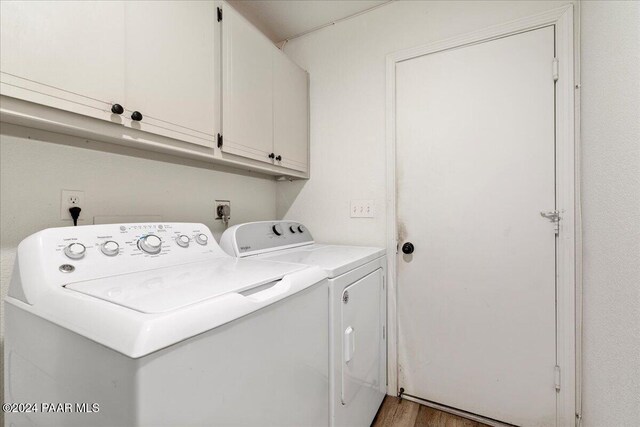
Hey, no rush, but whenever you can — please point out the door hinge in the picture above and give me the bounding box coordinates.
[217,133,223,148]
[554,365,561,391]
[540,210,560,234]
[217,7,222,22]
[552,58,559,82]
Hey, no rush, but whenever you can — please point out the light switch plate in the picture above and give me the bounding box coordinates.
[350,200,375,218]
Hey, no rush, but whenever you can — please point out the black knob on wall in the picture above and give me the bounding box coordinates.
[275,155,282,161]
[268,153,275,159]
[131,111,143,121]
[111,104,124,115]
[402,242,414,255]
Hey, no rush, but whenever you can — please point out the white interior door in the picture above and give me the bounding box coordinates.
[396,27,557,426]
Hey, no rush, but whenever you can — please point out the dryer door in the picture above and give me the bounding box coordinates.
[341,268,384,405]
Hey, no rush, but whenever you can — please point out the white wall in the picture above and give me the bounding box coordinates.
[278,0,640,425]
[0,124,277,404]
[580,1,640,425]
[277,0,574,246]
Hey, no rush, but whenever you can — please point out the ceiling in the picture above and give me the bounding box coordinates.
[227,0,390,43]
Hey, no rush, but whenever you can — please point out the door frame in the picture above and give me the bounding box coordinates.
[384,5,578,426]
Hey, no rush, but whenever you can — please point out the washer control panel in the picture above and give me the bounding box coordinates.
[54,223,215,261]
[220,221,314,257]
[8,223,227,305]
[27,223,224,283]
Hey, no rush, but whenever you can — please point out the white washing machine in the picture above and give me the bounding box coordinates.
[220,221,387,427]
[4,222,329,427]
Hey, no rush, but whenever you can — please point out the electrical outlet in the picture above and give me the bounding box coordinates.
[61,190,85,221]
[350,200,375,218]
[215,200,231,220]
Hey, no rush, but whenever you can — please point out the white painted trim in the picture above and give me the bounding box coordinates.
[572,3,583,425]
[385,5,578,426]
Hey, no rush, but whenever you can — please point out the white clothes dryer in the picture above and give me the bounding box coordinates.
[4,223,329,427]
[221,221,387,427]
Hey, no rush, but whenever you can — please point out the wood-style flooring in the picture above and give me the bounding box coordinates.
[372,396,491,427]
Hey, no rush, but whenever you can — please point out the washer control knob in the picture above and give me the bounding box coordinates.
[101,240,120,257]
[272,224,283,236]
[195,233,208,246]
[138,234,162,254]
[176,234,190,248]
[297,225,305,233]
[289,225,297,233]
[64,243,86,260]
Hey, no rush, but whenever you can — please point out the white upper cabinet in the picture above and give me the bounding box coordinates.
[221,3,274,162]
[273,50,309,173]
[0,1,218,149]
[0,1,125,122]
[1,1,309,178]
[124,1,218,147]
[221,3,309,174]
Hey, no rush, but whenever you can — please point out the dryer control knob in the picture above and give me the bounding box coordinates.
[195,233,208,246]
[289,226,297,233]
[272,224,283,236]
[138,235,162,254]
[64,243,86,260]
[297,225,305,233]
[101,240,120,257]
[176,234,190,248]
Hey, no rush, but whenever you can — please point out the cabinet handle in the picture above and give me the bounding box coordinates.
[275,155,282,161]
[111,104,124,115]
[268,153,275,159]
[131,111,143,121]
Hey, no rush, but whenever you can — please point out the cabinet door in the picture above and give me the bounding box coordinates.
[0,1,125,122]
[221,3,273,163]
[273,51,309,173]
[124,1,218,148]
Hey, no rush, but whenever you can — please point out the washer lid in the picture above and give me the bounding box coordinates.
[65,258,307,313]
[258,245,385,278]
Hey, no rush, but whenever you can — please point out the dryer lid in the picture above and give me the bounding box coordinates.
[258,245,385,278]
[65,258,307,313]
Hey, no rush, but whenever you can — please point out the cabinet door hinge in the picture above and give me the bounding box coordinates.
[217,133,223,148]
[217,7,222,22]
[554,365,561,391]
[552,57,559,82]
